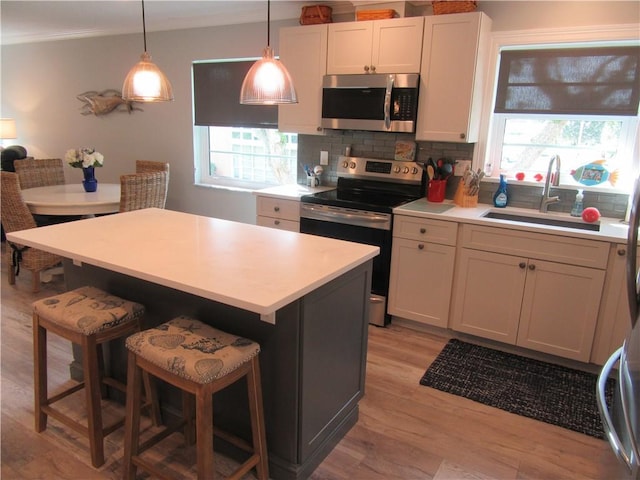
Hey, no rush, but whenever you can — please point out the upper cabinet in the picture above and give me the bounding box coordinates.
[327,17,424,74]
[278,24,328,135]
[415,12,492,143]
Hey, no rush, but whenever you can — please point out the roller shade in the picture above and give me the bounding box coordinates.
[495,46,640,116]
[193,61,277,128]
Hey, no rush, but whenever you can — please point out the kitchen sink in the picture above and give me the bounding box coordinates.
[482,210,601,231]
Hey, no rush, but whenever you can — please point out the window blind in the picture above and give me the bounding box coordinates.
[193,61,277,128]
[495,46,640,116]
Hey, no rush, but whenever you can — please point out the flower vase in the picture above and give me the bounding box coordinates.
[82,166,98,192]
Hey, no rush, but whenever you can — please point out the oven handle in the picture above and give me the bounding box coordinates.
[384,74,394,130]
[300,203,391,230]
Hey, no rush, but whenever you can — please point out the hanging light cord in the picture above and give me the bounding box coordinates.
[141,0,147,52]
[267,0,271,47]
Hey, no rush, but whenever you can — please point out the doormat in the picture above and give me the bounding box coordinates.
[419,339,616,439]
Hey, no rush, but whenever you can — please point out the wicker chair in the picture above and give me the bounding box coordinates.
[13,158,65,189]
[135,161,169,208]
[119,171,168,213]
[0,172,63,292]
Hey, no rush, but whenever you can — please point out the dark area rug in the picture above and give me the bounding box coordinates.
[419,339,616,439]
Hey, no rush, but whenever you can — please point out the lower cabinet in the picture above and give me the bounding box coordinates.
[388,215,457,328]
[591,243,636,365]
[450,224,608,362]
[256,195,300,232]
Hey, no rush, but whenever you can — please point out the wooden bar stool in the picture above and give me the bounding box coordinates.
[123,315,269,480]
[32,286,160,468]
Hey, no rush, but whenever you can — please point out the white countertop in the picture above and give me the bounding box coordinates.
[394,199,630,243]
[7,208,379,322]
[254,184,335,200]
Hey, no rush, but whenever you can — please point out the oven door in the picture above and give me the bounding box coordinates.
[300,205,392,326]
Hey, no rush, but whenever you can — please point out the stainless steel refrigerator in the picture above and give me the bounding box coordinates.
[597,177,640,479]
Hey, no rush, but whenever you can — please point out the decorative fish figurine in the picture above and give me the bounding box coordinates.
[77,89,142,116]
[571,160,618,187]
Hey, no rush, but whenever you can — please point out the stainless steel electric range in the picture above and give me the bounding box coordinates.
[300,155,424,326]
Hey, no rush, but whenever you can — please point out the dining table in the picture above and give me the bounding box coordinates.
[20,183,121,216]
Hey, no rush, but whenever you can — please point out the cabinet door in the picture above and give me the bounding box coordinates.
[517,259,605,362]
[278,24,328,135]
[416,12,491,142]
[327,21,373,74]
[371,17,424,73]
[592,244,635,364]
[388,238,455,328]
[451,249,524,344]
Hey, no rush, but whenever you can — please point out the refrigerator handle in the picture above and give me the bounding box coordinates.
[597,347,634,474]
[626,177,640,328]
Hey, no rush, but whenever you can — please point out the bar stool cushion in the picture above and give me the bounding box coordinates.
[33,286,145,335]
[126,316,260,384]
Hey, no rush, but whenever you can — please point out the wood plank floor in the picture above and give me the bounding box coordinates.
[0,244,631,480]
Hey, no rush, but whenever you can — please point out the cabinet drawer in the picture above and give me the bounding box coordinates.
[257,215,299,232]
[256,197,300,221]
[393,215,458,246]
[460,224,609,269]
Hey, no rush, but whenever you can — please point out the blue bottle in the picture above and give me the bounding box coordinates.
[493,174,508,208]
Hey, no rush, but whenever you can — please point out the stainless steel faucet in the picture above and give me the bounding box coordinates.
[540,155,561,213]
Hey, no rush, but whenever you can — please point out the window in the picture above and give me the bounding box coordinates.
[482,31,640,194]
[192,60,298,190]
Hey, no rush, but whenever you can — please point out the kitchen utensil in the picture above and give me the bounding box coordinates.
[427,165,435,181]
[440,163,453,179]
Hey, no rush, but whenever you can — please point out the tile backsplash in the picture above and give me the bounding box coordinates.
[298,130,630,220]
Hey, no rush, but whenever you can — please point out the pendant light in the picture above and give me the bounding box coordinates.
[240,0,297,105]
[122,0,174,102]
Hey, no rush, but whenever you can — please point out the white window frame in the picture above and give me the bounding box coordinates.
[194,125,298,192]
[475,23,640,193]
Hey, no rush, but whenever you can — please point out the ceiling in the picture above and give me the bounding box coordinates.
[0,1,371,46]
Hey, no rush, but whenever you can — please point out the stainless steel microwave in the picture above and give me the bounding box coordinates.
[321,73,419,133]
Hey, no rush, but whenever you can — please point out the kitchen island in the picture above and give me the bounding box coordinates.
[7,208,379,480]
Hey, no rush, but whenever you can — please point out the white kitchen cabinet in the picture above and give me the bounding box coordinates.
[591,243,636,365]
[415,12,491,142]
[451,224,608,362]
[278,24,328,135]
[388,215,457,328]
[256,195,300,232]
[327,17,424,74]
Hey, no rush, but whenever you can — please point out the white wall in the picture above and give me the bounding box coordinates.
[1,2,638,223]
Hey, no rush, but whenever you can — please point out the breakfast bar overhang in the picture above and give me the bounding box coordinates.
[7,208,379,480]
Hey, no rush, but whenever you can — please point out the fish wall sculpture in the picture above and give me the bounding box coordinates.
[77,89,142,116]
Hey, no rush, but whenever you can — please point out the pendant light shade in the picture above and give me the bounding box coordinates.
[122,0,173,102]
[240,0,297,105]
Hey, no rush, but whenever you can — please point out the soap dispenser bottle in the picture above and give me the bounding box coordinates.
[571,189,584,217]
[493,174,508,208]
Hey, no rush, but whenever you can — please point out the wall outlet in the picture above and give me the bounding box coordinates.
[455,160,472,176]
[320,151,329,165]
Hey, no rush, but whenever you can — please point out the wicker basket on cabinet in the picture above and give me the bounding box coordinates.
[431,1,477,15]
[356,9,396,21]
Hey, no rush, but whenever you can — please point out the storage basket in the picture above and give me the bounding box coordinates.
[300,5,333,25]
[431,1,477,15]
[356,9,396,21]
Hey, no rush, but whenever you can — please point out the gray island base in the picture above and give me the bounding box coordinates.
[64,258,372,480]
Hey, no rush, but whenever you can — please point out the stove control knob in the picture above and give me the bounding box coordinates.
[342,161,349,168]
[349,162,356,169]
[411,167,419,175]
[403,167,410,174]
[394,166,401,173]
